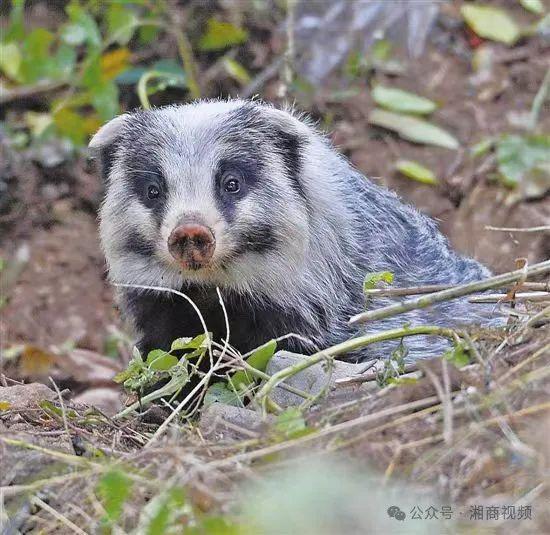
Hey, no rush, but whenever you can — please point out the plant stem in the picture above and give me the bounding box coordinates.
[254,325,457,412]
[350,259,550,325]
[174,28,200,99]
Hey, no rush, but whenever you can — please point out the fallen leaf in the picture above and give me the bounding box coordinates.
[372,86,437,115]
[520,0,544,15]
[461,5,520,46]
[368,109,459,149]
[19,345,57,377]
[395,159,438,185]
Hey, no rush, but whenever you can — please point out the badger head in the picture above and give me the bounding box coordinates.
[90,100,323,301]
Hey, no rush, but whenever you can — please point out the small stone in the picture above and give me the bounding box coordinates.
[73,387,123,416]
[0,383,56,410]
[266,351,366,408]
[200,403,273,441]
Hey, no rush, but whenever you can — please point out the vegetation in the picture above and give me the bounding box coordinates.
[1,0,549,533]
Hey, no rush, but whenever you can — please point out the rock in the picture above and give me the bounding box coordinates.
[72,387,123,416]
[200,403,274,441]
[0,428,73,487]
[0,383,56,410]
[60,349,122,385]
[266,351,367,408]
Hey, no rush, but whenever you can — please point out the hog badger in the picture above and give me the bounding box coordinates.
[90,100,495,362]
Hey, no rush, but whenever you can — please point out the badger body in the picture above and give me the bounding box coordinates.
[91,100,494,362]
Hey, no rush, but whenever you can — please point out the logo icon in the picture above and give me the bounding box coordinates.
[387,506,406,521]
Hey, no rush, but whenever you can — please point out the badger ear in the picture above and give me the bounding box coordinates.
[89,113,129,150]
[89,114,129,180]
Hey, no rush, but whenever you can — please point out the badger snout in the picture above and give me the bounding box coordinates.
[168,223,216,269]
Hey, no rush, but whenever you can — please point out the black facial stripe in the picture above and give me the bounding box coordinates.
[106,112,170,228]
[98,137,122,182]
[124,231,157,257]
[215,157,263,223]
[223,104,307,202]
[271,128,306,201]
[233,223,279,256]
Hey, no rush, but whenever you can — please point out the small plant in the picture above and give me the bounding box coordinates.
[114,334,210,406]
[376,339,408,387]
[114,333,277,415]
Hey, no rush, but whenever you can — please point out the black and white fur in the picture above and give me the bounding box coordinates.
[90,99,496,362]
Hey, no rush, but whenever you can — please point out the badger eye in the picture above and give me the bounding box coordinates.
[147,184,160,199]
[222,172,241,194]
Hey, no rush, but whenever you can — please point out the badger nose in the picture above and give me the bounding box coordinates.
[168,224,215,269]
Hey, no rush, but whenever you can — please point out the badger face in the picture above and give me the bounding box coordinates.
[90,101,312,298]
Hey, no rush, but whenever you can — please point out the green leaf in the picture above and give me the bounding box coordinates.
[81,51,102,89]
[113,347,144,383]
[136,60,187,107]
[204,382,241,407]
[470,137,495,158]
[372,86,437,115]
[395,159,438,185]
[54,43,77,79]
[198,18,248,51]
[52,108,89,145]
[139,488,186,535]
[368,108,459,150]
[138,24,159,45]
[363,271,394,292]
[223,58,251,84]
[24,112,53,138]
[371,39,392,62]
[5,0,25,41]
[66,1,101,49]
[273,407,309,439]
[246,340,277,373]
[97,470,133,522]
[444,343,470,368]
[146,349,178,371]
[19,29,55,83]
[106,3,138,45]
[0,42,21,80]
[230,339,277,391]
[520,0,545,15]
[90,80,120,121]
[116,66,147,85]
[461,5,520,45]
[496,134,550,188]
[170,333,209,352]
[61,23,87,45]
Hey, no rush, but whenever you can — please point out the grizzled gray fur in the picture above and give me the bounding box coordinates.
[90,99,496,363]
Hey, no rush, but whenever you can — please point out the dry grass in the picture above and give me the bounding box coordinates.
[1,277,550,533]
